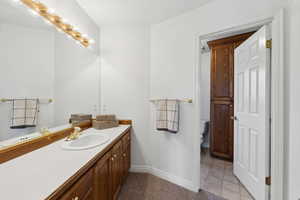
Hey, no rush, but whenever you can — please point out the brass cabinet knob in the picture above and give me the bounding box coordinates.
[73,197,79,200]
[114,154,117,158]
[111,157,114,161]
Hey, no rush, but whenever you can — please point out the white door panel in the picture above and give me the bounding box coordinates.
[234,26,271,200]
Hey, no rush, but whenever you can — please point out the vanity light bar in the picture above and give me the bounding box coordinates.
[19,0,94,48]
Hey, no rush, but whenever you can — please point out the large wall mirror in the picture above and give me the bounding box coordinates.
[0,0,100,151]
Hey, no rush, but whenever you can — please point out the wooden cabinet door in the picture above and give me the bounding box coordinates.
[210,101,233,160]
[121,132,131,183]
[59,169,94,200]
[121,144,130,183]
[210,44,234,101]
[111,140,122,200]
[82,189,94,200]
[94,151,111,200]
[210,43,234,161]
[124,144,130,179]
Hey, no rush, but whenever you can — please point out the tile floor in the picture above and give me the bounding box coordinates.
[200,149,254,200]
[118,173,225,200]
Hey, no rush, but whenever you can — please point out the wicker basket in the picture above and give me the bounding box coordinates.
[96,115,116,121]
[92,120,119,130]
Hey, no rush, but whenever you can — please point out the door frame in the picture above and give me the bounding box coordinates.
[193,9,285,200]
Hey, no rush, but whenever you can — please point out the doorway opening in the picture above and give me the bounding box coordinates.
[199,24,272,200]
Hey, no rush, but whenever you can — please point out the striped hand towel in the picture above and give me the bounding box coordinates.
[11,99,39,129]
[156,99,179,133]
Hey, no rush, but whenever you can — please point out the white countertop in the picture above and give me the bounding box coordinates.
[0,125,130,200]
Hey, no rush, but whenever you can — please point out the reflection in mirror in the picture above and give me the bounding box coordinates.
[0,0,56,147]
[0,0,100,149]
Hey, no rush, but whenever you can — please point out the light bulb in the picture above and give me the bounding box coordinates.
[29,10,38,17]
[43,19,51,26]
[56,28,63,33]
[12,0,21,3]
[63,19,69,23]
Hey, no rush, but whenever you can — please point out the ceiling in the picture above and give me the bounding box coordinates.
[76,0,211,26]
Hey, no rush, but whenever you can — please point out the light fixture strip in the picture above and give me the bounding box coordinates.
[20,0,92,48]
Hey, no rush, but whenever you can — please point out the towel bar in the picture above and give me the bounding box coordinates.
[150,98,193,103]
[0,98,53,103]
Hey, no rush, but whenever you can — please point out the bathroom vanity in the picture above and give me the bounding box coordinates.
[0,123,132,200]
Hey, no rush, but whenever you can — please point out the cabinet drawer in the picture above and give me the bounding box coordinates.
[59,169,93,200]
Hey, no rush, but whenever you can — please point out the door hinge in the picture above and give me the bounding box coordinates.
[266,176,271,186]
[266,40,272,49]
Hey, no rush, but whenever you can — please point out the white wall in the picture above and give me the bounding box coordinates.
[286,0,300,199]
[53,33,100,125]
[200,52,210,121]
[100,25,150,166]
[0,23,55,140]
[37,0,101,125]
[150,0,287,191]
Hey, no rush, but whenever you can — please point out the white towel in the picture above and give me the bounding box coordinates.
[156,99,179,133]
[11,99,38,129]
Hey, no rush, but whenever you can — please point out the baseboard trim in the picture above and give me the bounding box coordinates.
[130,165,199,192]
[130,165,152,173]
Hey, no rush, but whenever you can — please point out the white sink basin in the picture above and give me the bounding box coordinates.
[61,133,110,150]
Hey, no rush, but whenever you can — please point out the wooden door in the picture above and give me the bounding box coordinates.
[208,32,254,161]
[94,151,112,200]
[111,140,122,200]
[210,101,233,160]
[234,26,271,200]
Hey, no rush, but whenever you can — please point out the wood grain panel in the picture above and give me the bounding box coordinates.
[58,168,93,200]
[210,101,234,160]
[211,43,234,100]
[94,151,112,200]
